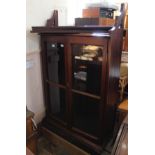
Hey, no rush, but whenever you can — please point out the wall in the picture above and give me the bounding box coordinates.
[26,52,45,123]
[26,0,68,53]
[26,0,69,123]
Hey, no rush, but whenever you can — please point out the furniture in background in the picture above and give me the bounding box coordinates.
[119,63,128,101]
[116,99,128,131]
[83,7,115,18]
[26,109,37,154]
[119,5,128,101]
[119,51,128,101]
[75,5,116,26]
[122,7,128,52]
[31,4,126,155]
[122,29,128,52]
[111,115,128,155]
[75,17,115,27]
[113,99,128,144]
[119,75,128,101]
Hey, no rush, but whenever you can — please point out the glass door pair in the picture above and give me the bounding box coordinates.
[44,39,106,140]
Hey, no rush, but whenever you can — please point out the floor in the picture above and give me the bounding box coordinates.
[37,136,70,155]
[36,134,113,155]
[36,97,128,155]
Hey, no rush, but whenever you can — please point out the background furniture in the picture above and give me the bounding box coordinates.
[26,109,37,154]
[119,51,128,101]
[111,115,128,155]
[75,17,115,27]
[113,99,128,145]
[119,63,128,101]
[122,7,128,52]
[75,6,116,26]
[119,5,128,101]
[117,99,128,130]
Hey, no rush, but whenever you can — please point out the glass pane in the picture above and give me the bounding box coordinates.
[72,44,103,95]
[72,93,100,137]
[48,85,66,122]
[46,42,65,85]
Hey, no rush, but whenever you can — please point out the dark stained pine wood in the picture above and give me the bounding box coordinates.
[46,80,66,89]
[72,89,101,100]
[46,10,58,27]
[31,4,126,155]
[31,26,112,34]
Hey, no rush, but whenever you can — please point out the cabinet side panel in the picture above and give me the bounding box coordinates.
[104,29,123,135]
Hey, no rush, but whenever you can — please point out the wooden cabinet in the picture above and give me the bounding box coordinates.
[31,24,123,154]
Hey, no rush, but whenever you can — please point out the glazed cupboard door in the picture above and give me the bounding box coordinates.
[42,38,68,125]
[46,42,65,85]
[68,37,107,142]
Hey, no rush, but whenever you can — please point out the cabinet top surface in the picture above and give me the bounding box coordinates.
[31,26,113,37]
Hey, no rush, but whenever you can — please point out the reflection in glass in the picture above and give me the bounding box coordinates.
[72,45,103,95]
[46,43,65,84]
[72,93,100,137]
[48,85,66,122]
